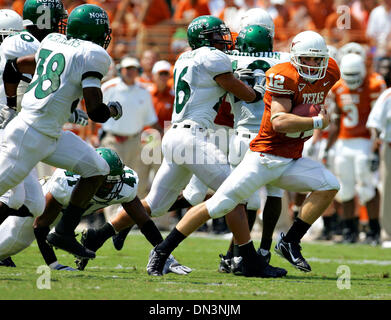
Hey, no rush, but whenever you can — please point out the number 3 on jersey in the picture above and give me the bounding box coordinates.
[173,66,190,113]
[27,48,66,99]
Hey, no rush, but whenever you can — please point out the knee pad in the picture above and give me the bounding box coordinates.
[0,184,25,210]
[0,216,35,260]
[183,185,208,207]
[246,191,261,211]
[206,196,237,219]
[356,184,376,205]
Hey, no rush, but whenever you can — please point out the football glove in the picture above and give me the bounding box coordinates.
[0,104,17,129]
[369,151,380,172]
[108,101,122,120]
[234,68,255,83]
[68,108,88,126]
[252,76,266,98]
[162,254,192,275]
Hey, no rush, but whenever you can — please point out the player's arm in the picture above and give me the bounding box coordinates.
[324,106,341,152]
[215,73,260,103]
[3,54,36,109]
[270,96,329,133]
[83,86,122,123]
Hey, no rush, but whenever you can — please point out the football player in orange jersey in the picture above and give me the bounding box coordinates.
[146,30,341,275]
[324,53,386,245]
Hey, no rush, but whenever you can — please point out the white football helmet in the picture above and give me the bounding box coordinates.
[0,9,23,42]
[340,53,366,90]
[239,8,275,38]
[327,45,338,61]
[338,42,366,62]
[290,31,329,82]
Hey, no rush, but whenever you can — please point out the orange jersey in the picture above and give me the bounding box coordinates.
[332,72,386,139]
[250,58,340,159]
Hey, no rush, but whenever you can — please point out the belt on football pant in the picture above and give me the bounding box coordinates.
[172,124,205,132]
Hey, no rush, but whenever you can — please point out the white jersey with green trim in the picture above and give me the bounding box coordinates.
[226,51,290,132]
[19,33,111,138]
[42,166,139,216]
[171,46,232,129]
[0,31,40,105]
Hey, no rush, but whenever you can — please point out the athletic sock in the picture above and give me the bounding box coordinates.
[140,220,164,247]
[96,222,116,242]
[238,240,266,267]
[55,203,85,235]
[246,209,257,231]
[260,237,272,252]
[34,226,57,266]
[155,227,186,255]
[369,218,381,235]
[233,244,240,257]
[284,218,311,243]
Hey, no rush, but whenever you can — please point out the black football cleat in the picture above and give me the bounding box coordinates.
[47,231,95,260]
[274,232,311,272]
[230,256,243,276]
[241,255,287,278]
[146,248,169,276]
[0,257,16,267]
[257,248,271,264]
[112,227,131,251]
[75,228,106,270]
[218,254,231,273]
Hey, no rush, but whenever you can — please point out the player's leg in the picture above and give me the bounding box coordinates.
[0,118,55,198]
[45,131,109,258]
[354,139,381,245]
[273,157,340,272]
[334,141,358,243]
[147,150,289,277]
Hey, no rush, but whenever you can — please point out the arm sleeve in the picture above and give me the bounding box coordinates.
[143,90,158,126]
[203,49,232,79]
[81,45,112,82]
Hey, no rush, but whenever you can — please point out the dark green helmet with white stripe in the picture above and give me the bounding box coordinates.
[66,4,112,49]
[236,25,273,53]
[187,15,232,50]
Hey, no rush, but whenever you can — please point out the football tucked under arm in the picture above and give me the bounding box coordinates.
[290,103,322,117]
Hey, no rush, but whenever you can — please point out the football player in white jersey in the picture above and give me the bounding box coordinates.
[31,148,190,274]
[1,4,122,260]
[0,3,87,267]
[0,3,65,267]
[141,15,286,278]
[218,24,291,274]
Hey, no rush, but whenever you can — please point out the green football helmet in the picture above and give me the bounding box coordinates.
[66,4,112,49]
[95,148,125,202]
[187,15,232,50]
[23,0,67,34]
[235,25,273,53]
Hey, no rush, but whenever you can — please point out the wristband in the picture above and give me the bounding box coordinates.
[6,96,17,110]
[312,116,323,129]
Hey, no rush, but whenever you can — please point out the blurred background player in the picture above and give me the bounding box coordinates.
[325,53,386,244]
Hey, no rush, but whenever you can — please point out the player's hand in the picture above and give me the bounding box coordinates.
[318,107,330,129]
[369,151,380,172]
[68,108,88,126]
[108,101,122,120]
[234,68,255,82]
[252,76,266,100]
[321,149,329,168]
[0,104,17,129]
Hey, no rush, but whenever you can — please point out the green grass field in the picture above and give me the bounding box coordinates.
[1,233,391,300]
